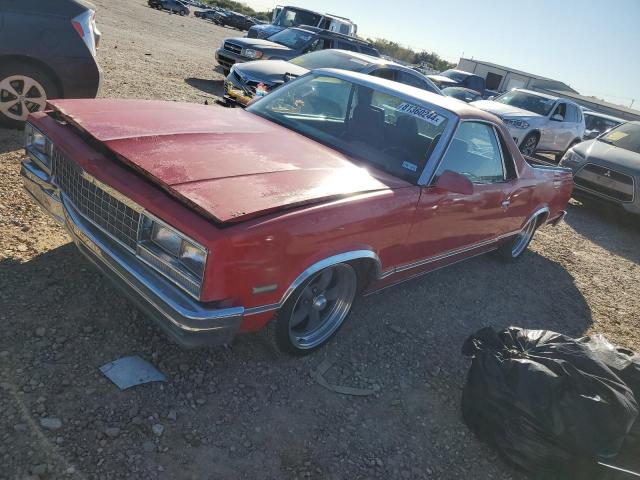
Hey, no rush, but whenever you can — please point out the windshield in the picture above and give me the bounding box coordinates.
[494,90,556,116]
[268,28,314,49]
[440,70,468,82]
[273,7,322,28]
[599,122,640,155]
[290,50,373,71]
[247,75,449,182]
[585,113,622,133]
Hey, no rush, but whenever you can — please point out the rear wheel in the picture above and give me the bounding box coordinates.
[519,133,539,157]
[0,63,58,129]
[493,215,539,262]
[268,263,358,355]
[179,9,185,15]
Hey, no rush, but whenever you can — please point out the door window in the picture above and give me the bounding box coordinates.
[370,68,395,81]
[565,104,578,123]
[552,103,566,121]
[395,71,428,90]
[435,122,505,184]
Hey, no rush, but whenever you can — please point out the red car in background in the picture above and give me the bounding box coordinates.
[21,70,573,355]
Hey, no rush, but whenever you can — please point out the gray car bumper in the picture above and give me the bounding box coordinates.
[21,159,243,348]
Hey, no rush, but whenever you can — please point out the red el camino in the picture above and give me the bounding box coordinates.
[21,70,573,355]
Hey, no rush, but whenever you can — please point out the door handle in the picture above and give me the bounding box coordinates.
[501,199,511,208]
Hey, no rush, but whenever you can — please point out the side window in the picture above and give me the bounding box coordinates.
[303,39,323,53]
[552,103,566,121]
[466,76,483,92]
[565,104,578,122]
[395,71,429,90]
[435,122,505,184]
[370,68,396,81]
[333,40,359,52]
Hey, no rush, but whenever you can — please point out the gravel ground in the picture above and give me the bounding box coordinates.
[1,1,640,479]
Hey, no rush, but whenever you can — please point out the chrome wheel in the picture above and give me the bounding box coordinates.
[0,75,47,121]
[288,264,357,350]
[520,135,538,157]
[511,217,537,257]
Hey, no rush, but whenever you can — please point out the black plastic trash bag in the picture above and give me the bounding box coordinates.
[461,327,640,479]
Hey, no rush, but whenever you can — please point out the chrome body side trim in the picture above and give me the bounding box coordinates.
[367,248,496,296]
[378,229,520,279]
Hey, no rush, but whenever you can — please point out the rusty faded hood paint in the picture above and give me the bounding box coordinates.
[48,99,408,223]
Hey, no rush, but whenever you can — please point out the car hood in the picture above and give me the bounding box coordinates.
[470,100,543,120]
[224,37,290,51]
[48,99,408,224]
[233,60,309,85]
[574,140,640,174]
[427,75,458,87]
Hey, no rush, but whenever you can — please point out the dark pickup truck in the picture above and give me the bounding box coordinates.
[428,69,497,99]
[215,25,379,74]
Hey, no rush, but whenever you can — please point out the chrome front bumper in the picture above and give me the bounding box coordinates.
[21,159,243,348]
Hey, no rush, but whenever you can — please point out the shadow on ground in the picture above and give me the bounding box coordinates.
[184,77,225,98]
[565,195,640,265]
[0,240,593,480]
[0,127,22,155]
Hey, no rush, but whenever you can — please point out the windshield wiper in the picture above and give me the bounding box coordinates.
[598,138,616,145]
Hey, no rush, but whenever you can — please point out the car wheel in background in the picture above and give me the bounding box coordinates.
[519,132,539,157]
[493,215,540,262]
[268,263,358,355]
[0,63,59,129]
[179,10,185,16]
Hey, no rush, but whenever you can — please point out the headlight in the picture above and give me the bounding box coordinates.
[139,215,208,298]
[151,223,182,256]
[503,118,530,129]
[243,48,263,59]
[560,149,584,165]
[25,123,53,168]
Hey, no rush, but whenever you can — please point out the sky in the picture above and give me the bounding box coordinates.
[243,0,640,109]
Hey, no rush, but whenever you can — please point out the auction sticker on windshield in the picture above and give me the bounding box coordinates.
[396,103,445,126]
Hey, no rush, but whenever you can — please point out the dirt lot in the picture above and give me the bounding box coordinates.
[1,1,639,479]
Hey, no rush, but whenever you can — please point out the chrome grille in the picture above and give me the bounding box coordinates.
[224,42,242,54]
[52,148,141,250]
[574,163,635,203]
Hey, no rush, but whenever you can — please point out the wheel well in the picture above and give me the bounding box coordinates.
[527,130,541,140]
[534,209,550,227]
[347,258,379,292]
[0,55,63,97]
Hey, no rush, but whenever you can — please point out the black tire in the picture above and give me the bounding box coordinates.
[222,68,230,76]
[556,140,581,163]
[519,132,539,157]
[266,263,358,356]
[179,9,185,16]
[492,215,540,262]
[0,62,59,129]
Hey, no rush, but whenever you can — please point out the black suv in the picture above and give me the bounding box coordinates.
[215,26,379,74]
[0,0,101,128]
[215,12,256,31]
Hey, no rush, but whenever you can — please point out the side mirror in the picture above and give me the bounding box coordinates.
[584,130,599,140]
[434,170,474,196]
[551,114,564,121]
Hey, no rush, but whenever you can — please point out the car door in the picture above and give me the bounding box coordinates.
[405,121,519,268]
[544,102,568,151]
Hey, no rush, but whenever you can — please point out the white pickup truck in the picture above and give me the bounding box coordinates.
[472,89,585,161]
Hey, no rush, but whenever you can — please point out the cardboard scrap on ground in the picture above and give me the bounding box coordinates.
[99,355,166,390]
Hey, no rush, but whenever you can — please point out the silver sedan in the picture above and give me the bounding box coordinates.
[560,121,640,214]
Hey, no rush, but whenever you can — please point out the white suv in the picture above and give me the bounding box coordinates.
[471,89,585,161]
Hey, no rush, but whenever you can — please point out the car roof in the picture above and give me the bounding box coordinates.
[312,69,495,121]
[582,110,625,122]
